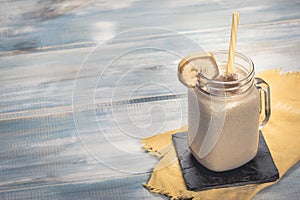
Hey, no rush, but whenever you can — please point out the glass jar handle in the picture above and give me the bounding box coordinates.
[255,77,271,130]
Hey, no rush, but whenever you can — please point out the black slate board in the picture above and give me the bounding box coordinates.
[172,131,279,191]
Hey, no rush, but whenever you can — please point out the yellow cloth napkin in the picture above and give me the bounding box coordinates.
[142,69,300,200]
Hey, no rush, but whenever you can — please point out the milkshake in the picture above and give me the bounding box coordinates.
[189,64,260,171]
[178,50,271,172]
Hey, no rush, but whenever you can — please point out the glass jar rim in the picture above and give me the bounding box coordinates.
[197,50,255,85]
[195,50,255,97]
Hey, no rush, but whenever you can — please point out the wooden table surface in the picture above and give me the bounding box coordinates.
[1,0,299,199]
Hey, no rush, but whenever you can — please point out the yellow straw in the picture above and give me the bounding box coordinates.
[226,11,239,75]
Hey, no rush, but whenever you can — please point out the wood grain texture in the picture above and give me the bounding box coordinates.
[0,0,300,199]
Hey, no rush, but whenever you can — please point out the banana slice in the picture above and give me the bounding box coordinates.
[177,52,219,88]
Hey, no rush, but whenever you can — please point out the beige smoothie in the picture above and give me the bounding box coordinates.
[188,66,261,172]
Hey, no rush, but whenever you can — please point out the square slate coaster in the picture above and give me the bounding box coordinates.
[172,131,279,191]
